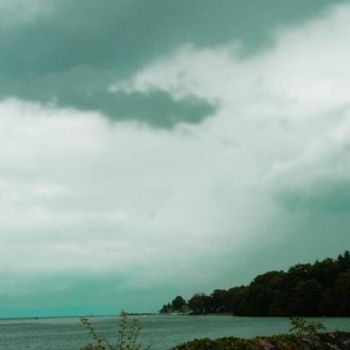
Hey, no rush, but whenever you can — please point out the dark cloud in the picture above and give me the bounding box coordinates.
[0,0,343,127]
[276,178,350,214]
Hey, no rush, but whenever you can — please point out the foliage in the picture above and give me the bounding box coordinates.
[172,296,187,311]
[160,296,188,313]
[170,332,350,350]
[80,311,150,350]
[159,303,172,314]
[289,316,326,336]
[162,251,350,316]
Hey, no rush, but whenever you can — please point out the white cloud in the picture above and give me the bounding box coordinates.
[0,98,268,286]
[111,3,350,191]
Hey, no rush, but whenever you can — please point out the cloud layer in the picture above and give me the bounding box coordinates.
[0,0,341,127]
[1,0,350,315]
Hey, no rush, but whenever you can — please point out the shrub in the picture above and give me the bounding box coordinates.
[170,332,350,350]
[80,311,150,350]
[289,316,326,336]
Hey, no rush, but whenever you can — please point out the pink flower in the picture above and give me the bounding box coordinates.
[259,339,275,349]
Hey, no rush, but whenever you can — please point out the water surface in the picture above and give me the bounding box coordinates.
[1,315,350,350]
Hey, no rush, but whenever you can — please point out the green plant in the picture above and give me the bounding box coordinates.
[170,333,350,350]
[289,316,326,336]
[80,311,150,350]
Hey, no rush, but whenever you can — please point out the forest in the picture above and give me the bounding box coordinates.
[160,251,350,316]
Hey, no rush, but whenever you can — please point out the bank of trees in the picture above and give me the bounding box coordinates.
[161,251,350,316]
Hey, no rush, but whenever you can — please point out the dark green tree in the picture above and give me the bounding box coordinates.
[288,279,323,316]
[159,303,173,313]
[188,293,206,314]
[335,271,350,315]
[171,296,186,311]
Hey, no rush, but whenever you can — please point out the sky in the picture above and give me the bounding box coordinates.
[1,0,350,318]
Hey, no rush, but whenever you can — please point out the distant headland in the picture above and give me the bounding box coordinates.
[161,251,350,317]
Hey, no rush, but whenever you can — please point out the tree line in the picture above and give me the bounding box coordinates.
[160,251,350,316]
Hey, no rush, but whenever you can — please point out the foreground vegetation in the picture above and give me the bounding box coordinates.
[80,314,350,350]
[170,332,350,350]
[171,315,348,349]
[80,312,150,350]
[161,251,350,316]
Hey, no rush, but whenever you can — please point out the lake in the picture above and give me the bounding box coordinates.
[1,315,350,350]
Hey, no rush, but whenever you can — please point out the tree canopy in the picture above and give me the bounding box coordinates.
[161,251,350,316]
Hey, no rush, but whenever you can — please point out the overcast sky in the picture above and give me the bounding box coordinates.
[1,0,350,317]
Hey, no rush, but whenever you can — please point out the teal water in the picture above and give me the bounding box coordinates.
[1,315,350,350]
